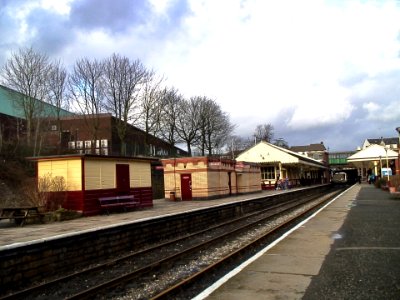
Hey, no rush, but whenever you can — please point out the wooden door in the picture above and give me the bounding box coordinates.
[116,164,130,194]
[180,174,192,201]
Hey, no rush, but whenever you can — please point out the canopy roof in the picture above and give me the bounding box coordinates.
[347,144,399,162]
[236,141,326,169]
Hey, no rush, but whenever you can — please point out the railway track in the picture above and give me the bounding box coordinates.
[0,187,345,300]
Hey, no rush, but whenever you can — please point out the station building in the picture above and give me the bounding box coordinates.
[347,144,399,180]
[28,154,156,216]
[1,84,188,200]
[290,142,328,165]
[236,141,328,189]
[161,157,261,200]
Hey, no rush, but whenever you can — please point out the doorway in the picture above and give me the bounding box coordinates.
[116,164,130,195]
[180,174,192,201]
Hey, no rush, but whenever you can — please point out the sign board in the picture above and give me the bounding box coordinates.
[382,168,392,176]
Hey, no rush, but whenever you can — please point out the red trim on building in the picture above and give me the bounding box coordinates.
[81,156,85,193]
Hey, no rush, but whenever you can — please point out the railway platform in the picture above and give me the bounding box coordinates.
[0,188,287,249]
[200,183,400,300]
[2,184,399,299]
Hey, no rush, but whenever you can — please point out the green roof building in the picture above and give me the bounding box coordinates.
[0,84,74,119]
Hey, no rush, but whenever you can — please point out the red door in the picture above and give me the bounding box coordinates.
[116,164,130,195]
[180,174,192,201]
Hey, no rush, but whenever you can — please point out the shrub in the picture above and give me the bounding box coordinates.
[375,177,387,189]
[23,173,67,212]
[390,174,400,189]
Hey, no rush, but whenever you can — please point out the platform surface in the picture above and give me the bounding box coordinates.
[201,184,400,300]
[0,188,290,249]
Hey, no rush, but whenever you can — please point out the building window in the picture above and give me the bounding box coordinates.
[261,166,275,180]
[101,139,108,148]
[313,153,322,160]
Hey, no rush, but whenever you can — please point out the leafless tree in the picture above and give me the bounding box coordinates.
[254,123,274,143]
[0,124,3,154]
[175,96,202,156]
[103,54,148,155]
[273,137,289,149]
[158,87,183,148]
[47,60,68,153]
[196,98,234,156]
[2,47,52,156]
[226,135,252,159]
[137,72,165,155]
[205,108,234,155]
[69,57,105,148]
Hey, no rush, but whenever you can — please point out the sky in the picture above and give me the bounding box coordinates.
[1,0,400,152]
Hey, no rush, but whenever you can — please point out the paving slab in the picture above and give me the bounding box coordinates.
[303,184,400,300]
[204,184,361,300]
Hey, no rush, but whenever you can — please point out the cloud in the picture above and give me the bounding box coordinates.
[0,4,20,58]
[363,100,400,122]
[26,8,73,56]
[1,0,400,152]
[69,0,151,33]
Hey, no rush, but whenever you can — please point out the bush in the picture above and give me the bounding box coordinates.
[390,175,400,189]
[23,173,67,212]
[375,177,387,189]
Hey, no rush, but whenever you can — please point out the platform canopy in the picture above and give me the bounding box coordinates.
[236,141,326,169]
[347,144,398,163]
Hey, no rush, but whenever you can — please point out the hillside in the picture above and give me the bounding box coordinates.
[0,159,35,207]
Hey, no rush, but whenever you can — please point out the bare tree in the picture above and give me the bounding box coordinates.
[47,60,68,153]
[158,87,182,148]
[204,106,234,155]
[2,47,52,156]
[196,98,234,156]
[254,123,274,143]
[69,57,105,148]
[226,135,253,159]
[175,96,201,156]
[273,137,289,149]
[137,72,165,155]
[0,123,3,154]
[196,97,211,155]
[103,54,148,155]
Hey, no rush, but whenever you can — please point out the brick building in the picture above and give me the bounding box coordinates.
[161,157,261,200]
[44,113,187,158]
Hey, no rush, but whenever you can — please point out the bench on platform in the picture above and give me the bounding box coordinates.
[0,207,43,226]
[99,195,140,215]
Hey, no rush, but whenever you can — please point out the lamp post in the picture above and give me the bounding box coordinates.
[384,145,389,182]
[379,138,389,179]
[396,127,400,175]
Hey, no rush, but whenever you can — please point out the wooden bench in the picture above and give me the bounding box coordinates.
[0,207,43,226]
[99,195,140,215]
